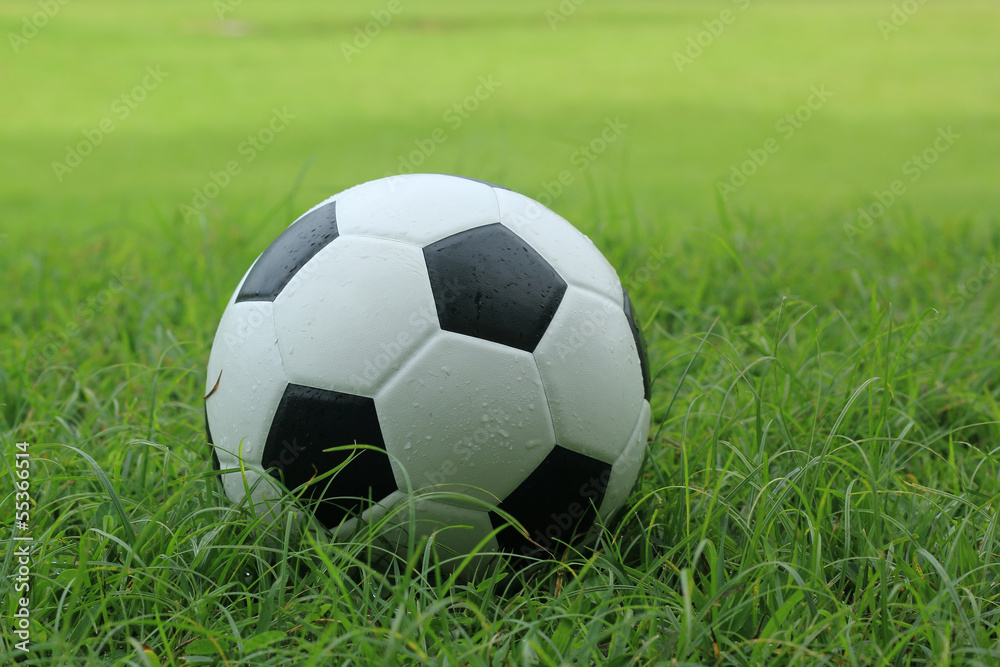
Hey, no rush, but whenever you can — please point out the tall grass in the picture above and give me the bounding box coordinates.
[3,183,1000,664]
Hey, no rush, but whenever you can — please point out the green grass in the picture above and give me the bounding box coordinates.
[3,0,1000,664]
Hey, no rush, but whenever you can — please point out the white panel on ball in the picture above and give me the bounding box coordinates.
[381,496,499,570]
[376,331,557,508]
[495,188,622,306]
[273,235,440,397]
[205,300,288,500]
[331,489,408,541]
[599,400,651,519]
[336,174,501,246]
[533,286,645,464]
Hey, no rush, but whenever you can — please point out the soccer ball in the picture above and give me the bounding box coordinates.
[205,174,651,569]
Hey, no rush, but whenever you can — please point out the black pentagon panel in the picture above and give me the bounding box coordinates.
[423,223,566,352]
[489,446,611,558]
[206,405,224,490]
[444,174,511,191]
[261,384,396,528]
[206,404,221,468]
[236,201,339,303]
[205,404,214,447]
[623,288,652,400]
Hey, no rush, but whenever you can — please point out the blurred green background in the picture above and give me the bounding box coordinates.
[3,0,997,241]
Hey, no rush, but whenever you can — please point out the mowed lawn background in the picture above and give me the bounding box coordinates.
[3,0,1000,665]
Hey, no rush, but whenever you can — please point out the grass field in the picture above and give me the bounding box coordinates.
[3,0,1000,664]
